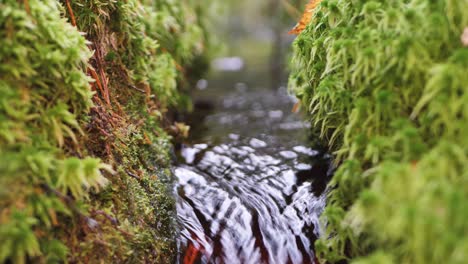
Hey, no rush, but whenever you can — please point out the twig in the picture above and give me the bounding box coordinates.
[92,210,118,225]
[125,170,140,180]
[65,0,77,27]
[93,45,111,105]
[129,84,146,94]
[40,183,74,204]
[89,68,109,105]
[23,0,31,14]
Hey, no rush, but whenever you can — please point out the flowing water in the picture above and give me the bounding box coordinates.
[174,81,333,264]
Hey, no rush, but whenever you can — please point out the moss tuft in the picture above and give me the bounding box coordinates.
[289,0,468,263]
[0,0,215,262]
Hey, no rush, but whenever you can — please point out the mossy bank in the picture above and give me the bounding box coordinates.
[0,0,217,263]
[289,0,467,263]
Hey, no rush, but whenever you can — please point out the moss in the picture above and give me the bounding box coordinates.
[290,0,468,263]
[0,0,214,263]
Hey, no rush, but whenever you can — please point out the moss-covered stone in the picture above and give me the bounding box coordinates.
[0,0,215,262]
[289,1,468,263]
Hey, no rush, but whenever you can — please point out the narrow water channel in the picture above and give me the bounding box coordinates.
[174,77,333,263]
[173,4,332,262]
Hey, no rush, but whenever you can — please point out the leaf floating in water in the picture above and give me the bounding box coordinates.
[289,0,323,35]
[183,242,199,264]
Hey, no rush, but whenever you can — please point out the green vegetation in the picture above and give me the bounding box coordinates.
[289,0,468,263]
[0,0,215,262]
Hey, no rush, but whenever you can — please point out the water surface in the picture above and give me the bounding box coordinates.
[175,83,332,264]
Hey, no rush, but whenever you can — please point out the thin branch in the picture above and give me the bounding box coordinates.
[23,0,31,14]
[65,0,77,27]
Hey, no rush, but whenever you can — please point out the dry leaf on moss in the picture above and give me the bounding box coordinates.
[289,0,322,35]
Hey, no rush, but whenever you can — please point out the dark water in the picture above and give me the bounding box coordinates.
[175,84,332,264]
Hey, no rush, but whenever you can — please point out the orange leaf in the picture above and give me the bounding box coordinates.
[183,242,200,264]
[289,0,322,35]
[292,101,301,113]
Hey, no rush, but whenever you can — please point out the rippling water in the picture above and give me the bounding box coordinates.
[175,86,332,264]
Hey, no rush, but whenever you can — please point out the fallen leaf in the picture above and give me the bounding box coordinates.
[183,242,199,264]
[289,0,323,35]
[292,101,301,113]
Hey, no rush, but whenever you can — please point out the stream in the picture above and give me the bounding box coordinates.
[174,77,333,263]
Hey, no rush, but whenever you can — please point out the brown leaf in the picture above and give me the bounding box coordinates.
[289,0,322,35]
[292,101,301,113]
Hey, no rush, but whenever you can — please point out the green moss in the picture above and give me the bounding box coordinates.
[1,0,215,263]
[289,0,468,263]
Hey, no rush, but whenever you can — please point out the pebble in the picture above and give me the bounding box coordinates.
[249,138,267,148]
[279,151,298,159]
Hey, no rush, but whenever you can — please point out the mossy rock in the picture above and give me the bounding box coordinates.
[289,0,468,263]
[0,0,216,262]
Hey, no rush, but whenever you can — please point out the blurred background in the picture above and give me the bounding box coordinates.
[185,0,310,142]
[200,0,308,90]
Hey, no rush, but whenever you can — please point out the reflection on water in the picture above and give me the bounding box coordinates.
[175,85,332,264]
